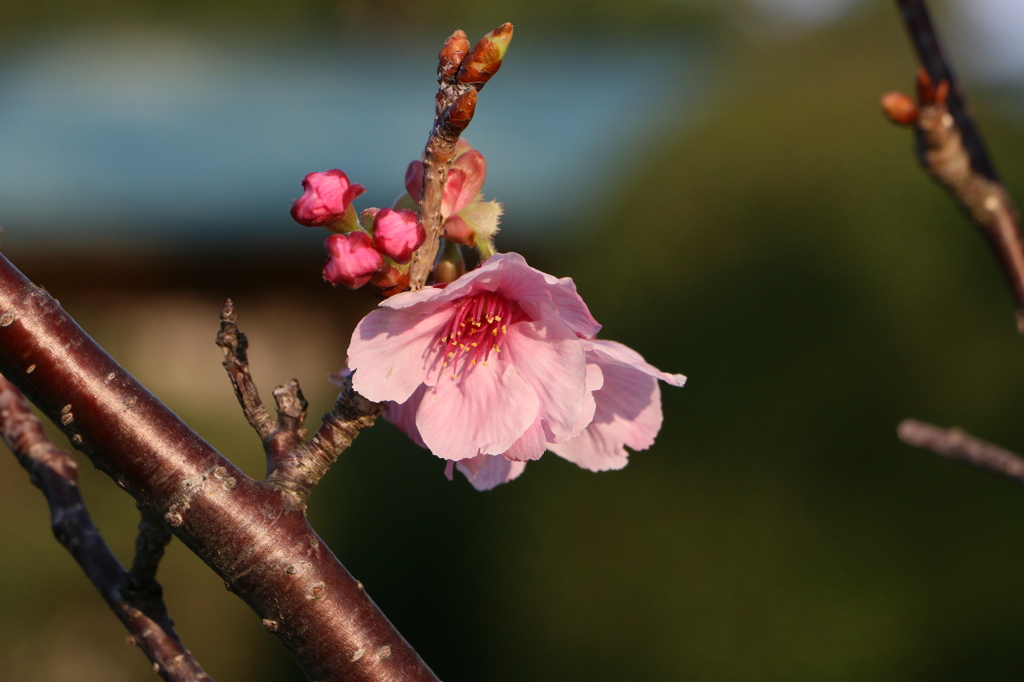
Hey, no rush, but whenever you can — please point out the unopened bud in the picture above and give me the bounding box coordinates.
[438,30,471,82]
[456,23,513,90]
[434,241,466,284]
[291,170,365,231]
[881,92,919,126]
[443,89,477,135]
[372,209,425,264]
[323,232,383,289]
[371,264,411,298]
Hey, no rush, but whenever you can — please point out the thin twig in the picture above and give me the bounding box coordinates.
[216,299,274,439]
[123,503,174,603]
[0,374,212,681]
[898,419,1024,485]
[890,0,1024,330]
[216,300,313,478]
[407,23,512,289]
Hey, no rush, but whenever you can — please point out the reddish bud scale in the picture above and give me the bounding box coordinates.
[438,30,470,82]
[456,23,513,90]
[915,67,949,106]
[881,91,919,126]
[443,89,478,135]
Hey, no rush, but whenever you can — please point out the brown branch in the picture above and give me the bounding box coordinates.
[0,254,439,681]
[407,23,513,290]
[0,374,211,681]
[267,370,382,508]
[889,0,1024,331]
[898,419,1024,484]
[215,301,377,507]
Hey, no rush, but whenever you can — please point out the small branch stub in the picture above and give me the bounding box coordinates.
[898,419,1024,485]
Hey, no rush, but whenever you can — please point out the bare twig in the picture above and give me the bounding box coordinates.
[889,0,1024,330]
[898,419,1024,484]
[0,374,211,681]
[124,503,174,603]
[408,23,513,289]
[0,255,439,681]
[216,299,274,439]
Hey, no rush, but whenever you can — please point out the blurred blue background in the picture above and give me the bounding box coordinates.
[3,0,1024,680]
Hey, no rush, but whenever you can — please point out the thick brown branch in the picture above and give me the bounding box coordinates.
[0,254,438,682]
[0,375,211,681]
[898,419,1024,484]
[267,370,382,508]
[891,0,1024,330]
[407,23,512,290]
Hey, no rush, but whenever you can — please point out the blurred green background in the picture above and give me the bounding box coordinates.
[4,0,1024,680]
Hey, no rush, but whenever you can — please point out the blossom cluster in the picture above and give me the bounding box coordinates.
[291,169,425,290]
[294,143,685,490]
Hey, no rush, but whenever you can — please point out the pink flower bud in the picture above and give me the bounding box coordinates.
[373,209,425,264]
[404,161,423,202]
[291,170,365,229]
[323,232,383,289]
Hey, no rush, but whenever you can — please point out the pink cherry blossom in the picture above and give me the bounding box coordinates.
[291,170,365,228]
[348,253,601,463]
[346,253,685,489]
[323,232,383,289]
[372,209,425,264]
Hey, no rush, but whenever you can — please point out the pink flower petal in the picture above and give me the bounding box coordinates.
[456,455,527,491]
[549,341,682,472]
[440,168,466,218]
[382,385,428,449]
[348,306,451,403]
[504,418,548,462]
[584,339,687,387]
[447,150,487,214]
[416,360,540,461]
[502,319,588,441]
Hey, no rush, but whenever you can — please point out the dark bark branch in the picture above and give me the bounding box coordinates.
[0,374,212,681]
[895,0,995,180]
[408,23,512,290]
[124,503,174,603]
[891,0,1024,330]
[0,254,438,682]
[898,419,1024,485]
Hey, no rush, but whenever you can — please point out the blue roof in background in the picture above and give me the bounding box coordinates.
[0,30,707,253]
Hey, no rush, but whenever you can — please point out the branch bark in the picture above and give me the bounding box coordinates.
[891,0,1024,330]
[0,254,438,682]
[898,419,1024,485]
[0,374,211,681]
